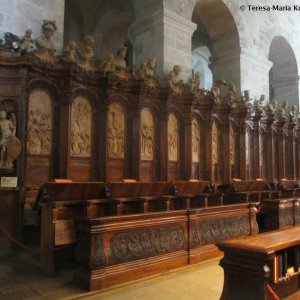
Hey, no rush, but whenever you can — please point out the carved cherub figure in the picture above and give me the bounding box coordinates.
[136,62,146,79]
[102,54,115,76]
[144,57,156,78]
[188,72,201,93]
[64,41,77,63]
[113,47,127,69]
[19,29,34,54]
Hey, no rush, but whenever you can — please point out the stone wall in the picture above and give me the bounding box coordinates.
[0,0,65,54]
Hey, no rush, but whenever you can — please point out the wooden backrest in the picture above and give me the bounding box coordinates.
[233,180,266,192]
[106,182,140,198]
[36,182,106,203]
[281,179,299,189]
[138,182,174,197]
[174,181,209,195]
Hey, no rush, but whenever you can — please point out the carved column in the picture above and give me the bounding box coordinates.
[231,104,248,180]
[285,121,296,179]
[159,89,169,181]
[198,97,214,182]
[213,104,231,184]
[247,108,262,180]
[260,110,275,182]
[182,95,194,180]
[273,116,286,182]
[296,121,300,180]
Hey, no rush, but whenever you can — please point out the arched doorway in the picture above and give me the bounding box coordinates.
[269,36,299,107]
[192,0,240,93]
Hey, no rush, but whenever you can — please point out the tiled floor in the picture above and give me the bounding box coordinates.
[0,251,224,300]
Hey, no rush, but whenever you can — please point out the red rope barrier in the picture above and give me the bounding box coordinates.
[0,225,76,253]
[266,284,281,300]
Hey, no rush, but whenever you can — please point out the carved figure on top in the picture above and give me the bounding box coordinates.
[0,32,21,52]
[168,65,183,94]
[136,62,146,79]
[211,80,226,104]
[0,111,21,169]
[144,57,156,79]
[227,82,237,107]
[276,100,288,119]
[19,29,34,54]
[34,20,57,62]
[253,95,265,111]
[188,72,201,93]
[242,90,252,108]
[113,47,127,69]
[76,35,96,71]
[288,105,298,123]
[63,41,77,63]
[102,54,115,76]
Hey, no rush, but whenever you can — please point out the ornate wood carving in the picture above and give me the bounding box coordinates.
[27,90,52,155]
[192,118,200,163]
[200,216,249,245]
[70,97,91,158]
[140,108,154,161]
[107,103,125,159]
[168,113,178,162]
[91,234,106,268]
[110,225,185,262]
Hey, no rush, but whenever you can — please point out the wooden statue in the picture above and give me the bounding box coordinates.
[19,29,34,54]
[0,111,21,169]
[34,20,57,62]
[113,47,127,69]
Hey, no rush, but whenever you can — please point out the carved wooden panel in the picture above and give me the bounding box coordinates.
[212,121,218,165]
[70,97,91,158]
[192,118,200,163]
[230,125,235,166]
[27,90,52,155]
[168,113,178,162]
[107,103,125,160]
[140,108,154,161]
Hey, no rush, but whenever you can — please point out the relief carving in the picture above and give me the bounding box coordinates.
[168,113,178,161]
[230,125,235,165]
[70,97,91,157]
[0,111,21,169]
[190,223,200,247]
[107,103,125,159]
[111,225,185,262]
[200,217,248,245]
[279,206,293,227]
[212,122,218,165]
[140,109,154,161]
[92,234,106,268]
[27,90,52,155]
[192,118,200,163]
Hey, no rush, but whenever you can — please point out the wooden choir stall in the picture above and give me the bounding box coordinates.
[1,22,300,293]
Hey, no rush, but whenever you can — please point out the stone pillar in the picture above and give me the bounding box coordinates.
[240,49,273,101]
[129,11,196,80]
[296,122,300,180]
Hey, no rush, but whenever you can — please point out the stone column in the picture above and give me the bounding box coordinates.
[129,11,196,80]
[240,49,273,100]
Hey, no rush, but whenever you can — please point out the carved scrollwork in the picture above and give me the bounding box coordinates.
[190,223,200,247]
[200,217,248,245]
[91,234,106,268]
[110,225,185,262]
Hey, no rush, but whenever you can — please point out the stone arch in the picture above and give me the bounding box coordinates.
[192,0,240,93]
[64,0,135,65]
[268,36,299,107]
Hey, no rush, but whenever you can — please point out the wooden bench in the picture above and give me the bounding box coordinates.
[35,182,112,273]
[174,180,222,208]
[217,227,300,300]
[223,180,269,204]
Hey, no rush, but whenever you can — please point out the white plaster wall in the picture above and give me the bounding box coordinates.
[0,0,65,54]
